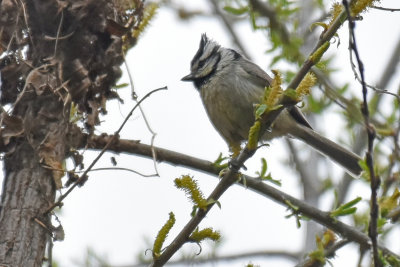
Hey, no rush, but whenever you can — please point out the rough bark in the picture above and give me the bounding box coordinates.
[0,95,67,266]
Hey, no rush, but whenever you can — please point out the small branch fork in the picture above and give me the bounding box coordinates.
[342,1,380,266]
[43,86,167,215]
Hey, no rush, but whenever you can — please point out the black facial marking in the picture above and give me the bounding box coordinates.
[192,53,221,90]
[198,59,206,69]
[191,34,208,67]
[196,44,220,69]
[228,49,241,60]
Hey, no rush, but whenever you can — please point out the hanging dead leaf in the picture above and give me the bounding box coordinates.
[86,99,101,130]
[25,67,57,96]
[1,113,24,145]
[106,19,129,36]
[43,156,64,189]
[38,140,65,189]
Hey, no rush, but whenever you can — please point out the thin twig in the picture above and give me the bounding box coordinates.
[342,1,380,266]
[43,86,167,214]
[371,6,400,12]
[348,39,400,101]
[19,0,35,51]
[74,167,158,178]
[47,235,53,267]
[124,56,160,176]
[53,10,63,57]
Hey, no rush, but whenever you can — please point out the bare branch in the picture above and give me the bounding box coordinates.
[82,135,400,262]
[86,135,219,174]
[124,56,160,176]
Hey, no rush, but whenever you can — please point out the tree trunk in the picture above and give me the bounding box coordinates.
[0,0,69,264]
[0,0,126,265]
[0,95,67,265]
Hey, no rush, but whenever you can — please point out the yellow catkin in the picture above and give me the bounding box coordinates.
[174,175,208,209]
[328,2,343,27]
[229,143,241,157]
[247,121,261,150]
[265,70,283,108]
[133,3,158,38]
[296,72,317,99]
[153,212,175,258]
[350,0,376,16]
[190,227,221,243]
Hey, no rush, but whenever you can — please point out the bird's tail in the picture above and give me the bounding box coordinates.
[288,123,362,176]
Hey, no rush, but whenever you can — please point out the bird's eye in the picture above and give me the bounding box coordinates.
[198,59,206,68]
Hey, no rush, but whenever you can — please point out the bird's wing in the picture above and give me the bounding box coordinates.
[240,58,313,129]
[288,106,313,129]
[240,59,273,88]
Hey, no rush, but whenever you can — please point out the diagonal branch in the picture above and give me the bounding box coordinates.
[83,135,400,262]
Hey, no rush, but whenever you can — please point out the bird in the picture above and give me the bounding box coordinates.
[181,34,362,176]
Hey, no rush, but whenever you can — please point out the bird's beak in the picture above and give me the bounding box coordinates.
[181,73,194,81]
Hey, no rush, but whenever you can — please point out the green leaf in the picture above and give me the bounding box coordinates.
[259,158,267,177]
[335,207,357,216]
[255,104,267,119]
[285,200,299,211]
[207,198,222,209]
[114,83,129,89]
[310,22,328,32]
[330,197,362,217]
[213,153,229,168]
[263,175,282,186]
[341,196,362,209]
[283,88,297,100]
[191,206,198,217]
[255,158,281,186]
[268,104,283,111]
[223,6,249,15]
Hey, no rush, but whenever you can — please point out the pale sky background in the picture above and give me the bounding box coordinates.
[1,1,400,266]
